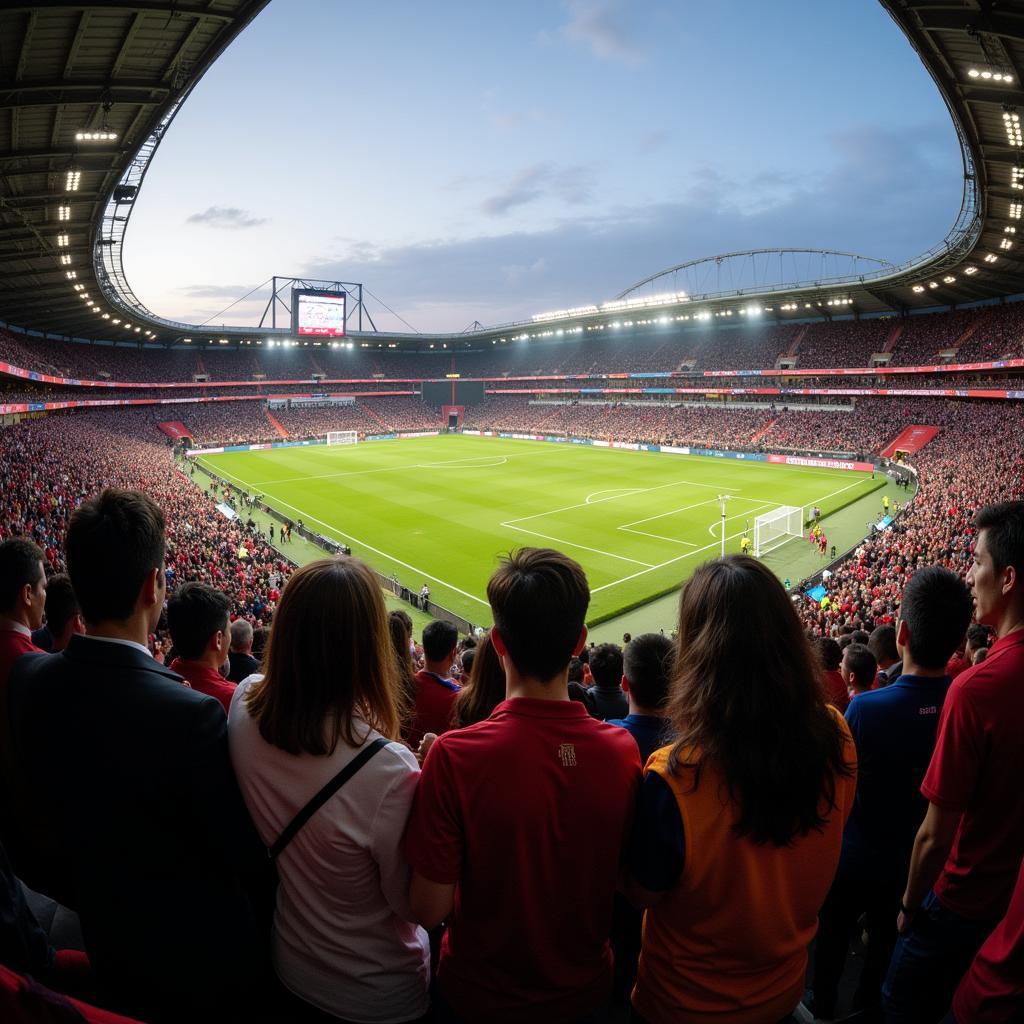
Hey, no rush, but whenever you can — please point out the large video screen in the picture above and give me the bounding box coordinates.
[293,289,347,337]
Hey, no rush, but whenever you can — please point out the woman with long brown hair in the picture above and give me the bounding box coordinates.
[450,630,505,728]
[627,555,856,1024]
[388,608,417,738]
[228,556,429,1023]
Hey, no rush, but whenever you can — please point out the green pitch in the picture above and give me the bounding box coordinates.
[198,435,883,626]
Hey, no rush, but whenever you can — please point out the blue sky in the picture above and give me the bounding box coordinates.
[124,0,963,333]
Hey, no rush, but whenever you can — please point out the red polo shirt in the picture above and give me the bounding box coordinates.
[403,697,641,1022]
[168,658,236,716]
[922,629,1024,920]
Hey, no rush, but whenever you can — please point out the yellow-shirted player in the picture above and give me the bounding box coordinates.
[740,533,752,555]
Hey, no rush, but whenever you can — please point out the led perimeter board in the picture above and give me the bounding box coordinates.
[292,289,347,337]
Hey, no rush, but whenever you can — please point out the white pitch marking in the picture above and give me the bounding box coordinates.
[593,477,876,595]
[585,488,643,504]
[500,522,657,567]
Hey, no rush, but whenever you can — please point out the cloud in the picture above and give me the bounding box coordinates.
[185,206,268,229]
[482,163,595,216]
[295,122,960,333]
[178,283,252,297]
[561,0,645,65]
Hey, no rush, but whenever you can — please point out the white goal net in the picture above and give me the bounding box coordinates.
[754,505,803,557]
[326,430,358,446]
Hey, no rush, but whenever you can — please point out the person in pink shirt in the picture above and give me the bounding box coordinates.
[166,582,236,716]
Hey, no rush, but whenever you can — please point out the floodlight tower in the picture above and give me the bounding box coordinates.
[717,494,735,558]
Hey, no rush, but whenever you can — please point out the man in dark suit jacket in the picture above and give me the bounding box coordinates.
[226,617,260,684]
[8,489,268,1024]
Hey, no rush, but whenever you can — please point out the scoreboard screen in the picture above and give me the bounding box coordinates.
[293,289,346,337]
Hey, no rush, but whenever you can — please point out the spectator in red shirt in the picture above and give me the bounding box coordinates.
[945,623,991,680]
[166,582,236,716]
[816,637,849,711]
[0,539,47,838]
[408,619,460,748]
[402,548,641,1022]
[949,854,1024,1023]
[885,501,1024,1023]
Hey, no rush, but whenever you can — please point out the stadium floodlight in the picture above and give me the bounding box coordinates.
[1003,111,1022,146]
[913,285,925,293]
[65,170,81,191]
[1006,226,1018,234]
[1012,203,1023,218]
[75,131,118,141]
[112,319,121,325]
[985,253,999,263]
[103,314,110,320]
[65,270,76,279]
[943,275,956,283]
[968,68,1014,83]
[73,283,83,291]
[929,281,939,288]
[60,255,71,265]
[1001,238,1014,249]
[964,267,978,275]
[57,233,68,247]
[58,205,70,221]
[754,506,803,558]
[1012,168,1024,191]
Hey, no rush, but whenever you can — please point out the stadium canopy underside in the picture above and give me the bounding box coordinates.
[2,0,1024,350]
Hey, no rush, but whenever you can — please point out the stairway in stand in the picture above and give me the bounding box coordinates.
[265,409,289,438]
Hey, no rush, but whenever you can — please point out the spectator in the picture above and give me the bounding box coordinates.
[166,582,237,716]
[885,502,1024,1022]
[30,574,82,654]
[450,631,505,729]
[626,555,856,1024]
[841,641,877,702]
[403,548,641,1022]
[0,539,46,840]
[816,636,849,711]
[8,489,267,1023]
[607,632,675,763]
[226,618,260,684]
[946,623,991,680]
[869,624,902,687]
[584,642,628,720]
[807,566,972,1020]
[387,609,418,735]
[949,854,1024,1023]
[408,619,460,748]
[229,557,429,1023]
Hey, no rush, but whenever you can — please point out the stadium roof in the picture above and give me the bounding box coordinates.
[2,0,1024,349]
[0,1,267,344]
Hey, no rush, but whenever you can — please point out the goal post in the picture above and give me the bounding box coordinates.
[326,430,358,446]
[754,505,803,557]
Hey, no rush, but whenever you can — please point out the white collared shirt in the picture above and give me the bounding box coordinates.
[77,633,153,659]
[0,617,31,638]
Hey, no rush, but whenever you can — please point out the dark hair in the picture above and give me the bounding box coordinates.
[487,548,589,682]
[842,643,877,689]
[251,626,269,659]
[868,624,899,665]
[387,609,417,730]
[41,573,79,638]
[589,643,623,688]
[898,566,974,670]
[667,556,854,846]
[850,629,870,646]
[0,538,45,613]
[623,633,674,709]
[245,557,400,755]
[167,582,231,660]
[567,657,584,683]
[452,632,506,728]
[460,648,476,674]
[422,619,458,662]
[65,489,165,623]
[966,623,991,651]
[975,501,1024,578]
[815,637,842,672]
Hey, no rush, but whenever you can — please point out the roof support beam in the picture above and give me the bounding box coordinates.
[0,3,230,22]
[62,10,90,79]
[15,11,36,81]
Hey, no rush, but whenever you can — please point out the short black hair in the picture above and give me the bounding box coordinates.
[966,623,991,651]
[868,624,899,665]
[815,637,842,672]
[167,582,231,660]
[66,489,165,623]
[42,573,79,637]
[589,643,623,688]
[850,629,870,646]
[975,501,1024,579]
[0,538,45,614]
[898,566,974,670]
[567,657,584,683]
[487,548,589,682]
[841,643,877,688]
[422,619,458,662]
[623,633,674,709]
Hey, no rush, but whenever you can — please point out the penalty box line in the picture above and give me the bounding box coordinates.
[594,476,873,595]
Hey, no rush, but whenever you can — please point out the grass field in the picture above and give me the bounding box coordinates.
[198,435,884,626]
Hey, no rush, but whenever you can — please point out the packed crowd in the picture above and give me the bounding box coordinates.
[5,303,1024,390]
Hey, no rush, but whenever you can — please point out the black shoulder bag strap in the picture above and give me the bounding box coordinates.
[269,736,389,861]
